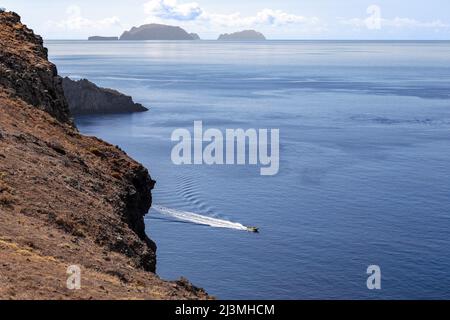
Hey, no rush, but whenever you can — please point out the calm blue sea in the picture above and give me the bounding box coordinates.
[46,40,450,299]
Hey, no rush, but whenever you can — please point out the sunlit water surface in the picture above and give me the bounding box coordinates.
[47,40,450,299]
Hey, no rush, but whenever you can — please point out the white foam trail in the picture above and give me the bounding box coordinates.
[153,205,248,231]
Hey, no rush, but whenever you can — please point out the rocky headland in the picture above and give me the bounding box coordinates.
[62,77,148,115]
[0,11,208,300]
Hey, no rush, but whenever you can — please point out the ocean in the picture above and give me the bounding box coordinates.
[46,40,450,299]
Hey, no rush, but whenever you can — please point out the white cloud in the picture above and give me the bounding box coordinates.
[340,5,449,30]
[340,17,376,29]
[144,0,203,21]
[51,5,122,31]
[383,17,449,28]
[143,0,322,29]
[341,16,449,30]
[204,9,320,28]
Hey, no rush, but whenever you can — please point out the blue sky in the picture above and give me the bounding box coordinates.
[1,0,450,39]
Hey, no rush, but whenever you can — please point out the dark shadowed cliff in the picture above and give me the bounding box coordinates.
[0,11,208,300]
[62,77,148,115]
[0,13,71,124]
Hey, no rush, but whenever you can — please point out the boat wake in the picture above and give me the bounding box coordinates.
[152,205,248,231]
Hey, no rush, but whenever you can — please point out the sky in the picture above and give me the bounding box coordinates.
[1,0,450,40]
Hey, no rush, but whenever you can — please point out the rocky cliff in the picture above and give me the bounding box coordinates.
[0,11,208,300]
[0,12,71,123]
[62,77,148,115]
[218,30,266,41]
[120,24,200,40]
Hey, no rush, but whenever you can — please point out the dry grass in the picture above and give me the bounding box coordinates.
[88,147,105,158]
[0,180,16,207]
[111,172,122,180]
[0,193,16,206]
[0,11,209,300]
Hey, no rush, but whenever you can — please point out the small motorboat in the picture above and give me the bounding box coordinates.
[247,226,259,233]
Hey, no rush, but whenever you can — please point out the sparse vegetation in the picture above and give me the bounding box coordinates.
[88,147,105,158]
[111,172,122,180]
[54,216,72,231]
[73,228,86,238]
[0,192,16,207]
[0,180,13,194]
[0,10,207,300]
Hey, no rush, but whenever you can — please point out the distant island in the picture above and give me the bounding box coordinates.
[87,27,267,41]
[218,30,266,41]
[189,33,201,40]
[120,24,200,40]
[88,36,118,41]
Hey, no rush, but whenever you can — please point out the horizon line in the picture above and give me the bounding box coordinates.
[43,39,450,42]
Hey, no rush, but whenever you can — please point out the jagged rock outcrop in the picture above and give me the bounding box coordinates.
[62,77,148,115]
[218,30,266,41]
[88,36,119,41]
[120,24,200,40]
[0,11,208,300]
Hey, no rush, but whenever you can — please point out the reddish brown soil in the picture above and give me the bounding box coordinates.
[0,11,209,300]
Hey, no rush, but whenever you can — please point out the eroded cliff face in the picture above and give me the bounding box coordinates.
[62,77,148,115]
[0,12,71,124]
[0,11,208,300]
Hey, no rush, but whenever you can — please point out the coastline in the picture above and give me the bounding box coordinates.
[0,11,208,300]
